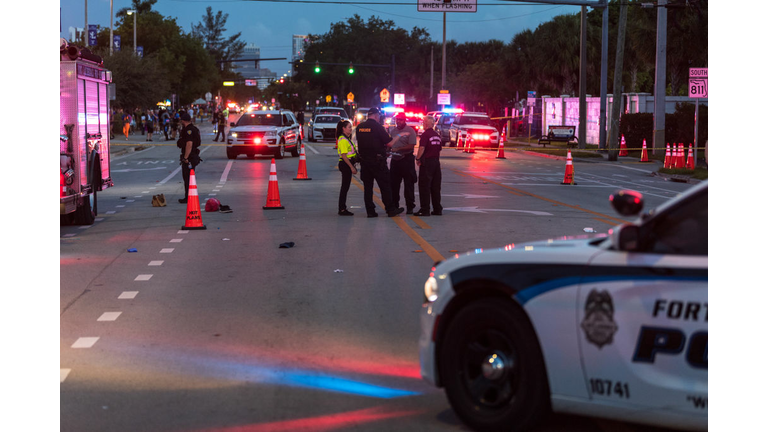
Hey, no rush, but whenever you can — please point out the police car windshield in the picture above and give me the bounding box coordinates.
[315,116,341,124]
[237,114,282,126]
[318,109,347,118]
[457,115,491,126]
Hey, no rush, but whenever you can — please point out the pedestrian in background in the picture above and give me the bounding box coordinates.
[171,110,180,140]
[122,111,132,140]
[388,112,418,214]
[336,119,358,216]
[161,109,170,141]
[414,115,443,217]
[355,107,408,218]
[215,109,227,142]
[188,106,195,124]
[177,112,201,204]
[145,110,155,141]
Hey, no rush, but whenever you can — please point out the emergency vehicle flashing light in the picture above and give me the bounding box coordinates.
[472,133,491,140]
[442,108,464,114]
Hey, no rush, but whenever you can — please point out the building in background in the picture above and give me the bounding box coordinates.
[235,43,261,79]
[68,27,84,44]
[292,35,307,76]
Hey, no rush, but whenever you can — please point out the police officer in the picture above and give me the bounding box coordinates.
[177,112,202,204]
[355,107,408,218]
[388,112,418,214]
[414,115,442,216]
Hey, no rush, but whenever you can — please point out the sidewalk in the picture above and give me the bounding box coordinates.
[110,120,221,157]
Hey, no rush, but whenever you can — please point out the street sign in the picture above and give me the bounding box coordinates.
[380,88,390,103]
[326,95,332,103]
[347,92,354,103]
[394,93,405,105]
[437,92,450,105]
[688,68,708,98]
[245,79,257,86]
[418,0,477,13]
[113,35,121,51]
[137,46,143,58]
[205,92,212,102]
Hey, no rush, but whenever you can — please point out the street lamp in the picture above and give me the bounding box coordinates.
[126,10,137,54]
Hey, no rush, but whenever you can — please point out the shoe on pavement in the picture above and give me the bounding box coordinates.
[387,207,405,217]
[367,212,378,218]
[413,210,430,217]
[338,209,354,216]
[178,198,187,204]
[406,208,414,215]
[431,210,442,216]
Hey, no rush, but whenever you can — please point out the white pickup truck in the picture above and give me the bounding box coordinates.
[449,112,501,148]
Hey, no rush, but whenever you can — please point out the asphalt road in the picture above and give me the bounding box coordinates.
[60,122,694,432]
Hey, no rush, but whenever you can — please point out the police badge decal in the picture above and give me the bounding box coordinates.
[580,289,618,349]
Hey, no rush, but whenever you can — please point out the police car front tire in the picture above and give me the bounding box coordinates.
[275,141,285,159]
[440,298,549,432]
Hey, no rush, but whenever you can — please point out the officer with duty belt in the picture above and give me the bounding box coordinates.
[388,112,418,214]
[355,107,409,218]
[177,112,201,204]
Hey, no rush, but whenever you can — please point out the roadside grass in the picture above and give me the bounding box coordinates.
[659,166,709,180]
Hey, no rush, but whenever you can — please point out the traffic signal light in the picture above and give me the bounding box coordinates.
[280,78,285,84]
[348,62,354,74]
[314,61,321,73]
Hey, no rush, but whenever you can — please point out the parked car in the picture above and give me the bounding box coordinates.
[309,114,343,142]
[449,112,500,148]
[435,113,457,146]
[226,110,301,159]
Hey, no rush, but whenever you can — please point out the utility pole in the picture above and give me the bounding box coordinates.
[430,45,434,104]
[608,1,628,161]
[109,0,113,55]
[599,2,609,150]
[578,6,587,149]
[652,0,668,155]
[441,12,446,90]
[84,0,88,46]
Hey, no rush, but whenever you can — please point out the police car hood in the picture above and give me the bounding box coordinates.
[313,120,339,128]
[231,125,279,132]
[436,234,608,275]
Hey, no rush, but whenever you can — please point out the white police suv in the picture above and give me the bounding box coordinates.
[226,110,301,159]
[419,182,707,431]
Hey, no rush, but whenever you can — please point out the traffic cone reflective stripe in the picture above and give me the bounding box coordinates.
[686,144,695,169]
[639,139,650,162]
[263,158,285,210]
[181,169,206,230]
[561,148,576,185]
[496,139,506,159]
[664,143,672,169]
[467,136,476,153]
[293,144,312,180]
[619,135,628,156]
[677,143,686,168]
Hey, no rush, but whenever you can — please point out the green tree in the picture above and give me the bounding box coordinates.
[191,7,246,74]
[100,49,169,110]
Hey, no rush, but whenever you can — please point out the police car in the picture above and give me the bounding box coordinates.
[226,110,301,159]
[419,182,707,431]
[449,112,501,148]
[308,114,342,142]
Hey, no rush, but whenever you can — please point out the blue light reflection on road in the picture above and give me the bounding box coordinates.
[278,372,419,399]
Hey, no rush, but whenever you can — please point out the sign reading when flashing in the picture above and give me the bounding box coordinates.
[418,0,477,13]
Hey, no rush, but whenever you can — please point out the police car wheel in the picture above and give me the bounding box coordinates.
[290,140,300,157]
[440,298,549,432]
[275,141,285,159]
[226,149,237,160]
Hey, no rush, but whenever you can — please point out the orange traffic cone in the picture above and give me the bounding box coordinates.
[686,144,695,169]
[181,169,206,230]
[677,143,686,168]
[466,136,476,153]
[496,139,506,159]
[639,139,650,162]
[263,158,285,210]
[561,148,576,185]
[293,144,312,180]
[664,143,672,169]
[619,135,628,156]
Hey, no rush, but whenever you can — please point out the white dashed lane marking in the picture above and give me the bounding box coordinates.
[148,261,164,266]
[97,312,122,321]
[160,248,175,253]
[170,239,183,243]
[134,274,153,281]
[61,369,71,382]
[71,337,99,348]
[118,291,138,299]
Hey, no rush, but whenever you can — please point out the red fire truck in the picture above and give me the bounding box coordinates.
[60,39,113,225]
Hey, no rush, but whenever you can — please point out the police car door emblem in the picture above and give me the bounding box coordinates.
[581,289,618,349]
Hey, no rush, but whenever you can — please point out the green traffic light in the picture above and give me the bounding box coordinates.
[315,67,321,73]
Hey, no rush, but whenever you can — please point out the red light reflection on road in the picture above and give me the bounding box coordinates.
[197,405,424,432]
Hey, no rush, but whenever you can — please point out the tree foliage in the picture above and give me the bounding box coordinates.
[191,7,246,73]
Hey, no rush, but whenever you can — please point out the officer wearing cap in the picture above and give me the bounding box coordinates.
[177,111,201,204]
[388,112,418,214]
[355,107,408,217]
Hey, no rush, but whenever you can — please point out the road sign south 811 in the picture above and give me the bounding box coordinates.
[418,0,477,13]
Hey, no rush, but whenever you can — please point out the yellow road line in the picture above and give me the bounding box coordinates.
[351,176,444,263]
[408,215,432,230]
[453,169,629,225]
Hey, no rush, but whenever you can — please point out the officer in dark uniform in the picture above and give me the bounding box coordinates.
[177,112,202,203]
[354,107,408,218]
[414,115,443,216]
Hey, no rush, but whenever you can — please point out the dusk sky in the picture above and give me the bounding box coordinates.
[59,0,581,76]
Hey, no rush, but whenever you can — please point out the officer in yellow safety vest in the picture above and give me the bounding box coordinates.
[336,119,358,216]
